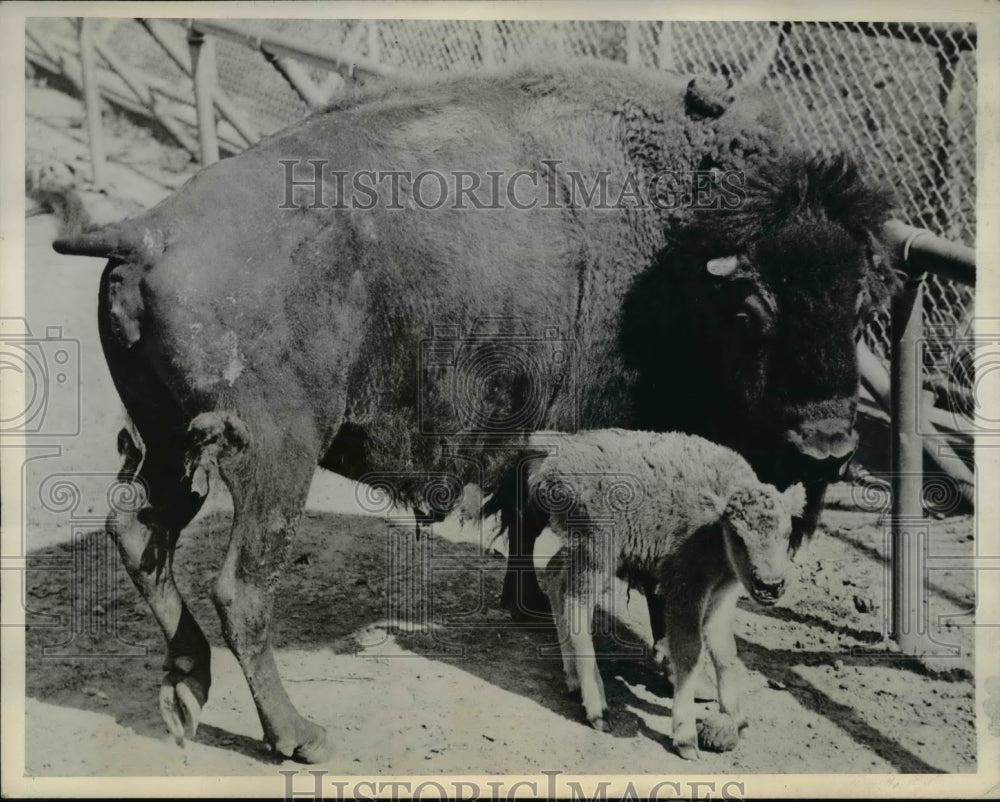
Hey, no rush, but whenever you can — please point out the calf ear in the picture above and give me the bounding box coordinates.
[781,483,807,519]
[695,490,727,529]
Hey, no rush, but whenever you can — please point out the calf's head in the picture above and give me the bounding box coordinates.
[718,482,806,605]
[622,152,899,488]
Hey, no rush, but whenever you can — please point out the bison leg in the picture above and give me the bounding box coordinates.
[108,427,211,742]
[212,410,329,764]
[500,511,551,621]
[697,583,745,753]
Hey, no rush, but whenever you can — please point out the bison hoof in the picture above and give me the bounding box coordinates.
[697,712,740,752]
[159,674,206,742]
[500,576,552,621]
[272,721,331,764]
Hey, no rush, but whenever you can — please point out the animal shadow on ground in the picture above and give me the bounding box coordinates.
[24,509,681,760]
[23,508,971,769]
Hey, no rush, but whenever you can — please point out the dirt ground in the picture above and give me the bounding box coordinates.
[16,80,978,777]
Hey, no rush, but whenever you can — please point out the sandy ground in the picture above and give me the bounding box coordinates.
[14,80,979,778]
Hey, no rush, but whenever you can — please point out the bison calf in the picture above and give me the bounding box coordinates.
[489,429,804,759]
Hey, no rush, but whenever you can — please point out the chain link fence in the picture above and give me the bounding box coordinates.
[28,18,976,370]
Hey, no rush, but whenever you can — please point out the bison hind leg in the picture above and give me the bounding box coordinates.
[210,406,331,763]
[107,425,212,744]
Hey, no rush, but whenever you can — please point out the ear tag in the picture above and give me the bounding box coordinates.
[707,255,740,276]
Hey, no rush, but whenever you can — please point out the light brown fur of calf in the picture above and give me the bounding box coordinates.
[510,429,804,759]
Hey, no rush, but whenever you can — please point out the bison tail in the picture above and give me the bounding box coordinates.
[53,223,127,257]
[53,218,161,260]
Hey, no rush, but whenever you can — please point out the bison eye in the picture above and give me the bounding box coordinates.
[734,295,773,343]
[734,310,764,347]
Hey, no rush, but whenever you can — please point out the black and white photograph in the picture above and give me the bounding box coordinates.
[2,1,998,797]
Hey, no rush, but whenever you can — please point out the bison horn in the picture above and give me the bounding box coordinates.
[706,255,740,276]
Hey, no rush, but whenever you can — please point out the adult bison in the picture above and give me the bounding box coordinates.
[54,60,897,762]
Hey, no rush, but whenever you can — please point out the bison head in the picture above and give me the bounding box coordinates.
[621,152,899,491]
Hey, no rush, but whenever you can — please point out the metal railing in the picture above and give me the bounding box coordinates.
[880,221,975,656]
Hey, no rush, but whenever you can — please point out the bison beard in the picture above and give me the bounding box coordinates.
[53,61,897,760]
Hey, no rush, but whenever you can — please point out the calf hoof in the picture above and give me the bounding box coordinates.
[159,673,207,741]
[697,712,740,752]
[676,740,700,760]
[272,720,331,764]
[588,714,610,733]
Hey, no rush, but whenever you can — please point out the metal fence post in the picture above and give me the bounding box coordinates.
[77,18,108,187]
[366,20,380,63]
[657,21,675,70]
[480,19,498,66]
[625,22,640,66]
[187,27,220,166]
[890,268,932,655]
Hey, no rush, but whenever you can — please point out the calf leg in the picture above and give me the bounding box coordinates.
[662,605,704,760]
[212,409,329,763]
[109,427,210,740]
[645,581,717,702]
[697,583,745,753]
[566,578,608,731]
[540,549,578,692]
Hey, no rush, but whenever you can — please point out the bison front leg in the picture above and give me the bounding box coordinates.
[212,410,330,763]
[109,428,211,741]
[501,512,551,621]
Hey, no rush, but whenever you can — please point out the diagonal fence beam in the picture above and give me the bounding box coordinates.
[261,49,329,109]
[138,18,259,148]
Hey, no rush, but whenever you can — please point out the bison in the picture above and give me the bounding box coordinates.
[53,60,898,762]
